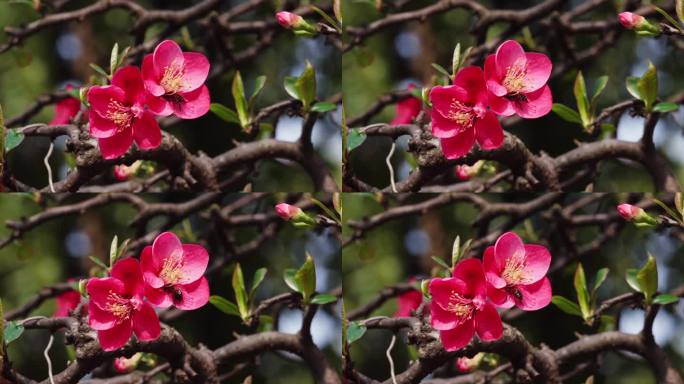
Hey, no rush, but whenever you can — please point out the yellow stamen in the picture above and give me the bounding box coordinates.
[160,62,185,94]
[106,100,132,129]
[159,256,184,285]
[106,292,131,321]
[446,100,475,128]
[502,63,527,93]
[447,292,474,320]
[502,254,527,284]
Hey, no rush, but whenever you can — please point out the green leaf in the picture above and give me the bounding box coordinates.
[431,63,452,79]
[311,294,338,305]
[552,103,582,124]
[283,76,299,100]
[551,296,583,317]
[451,43,461,78]
[5,129,25,152]
[89,63,110,79]
[209,296,241,317]
[210,103,241,125]
[346,321,367,345]
[109,235,118,267]
[590,76,609,113]
[636,253,658,303]
[89,256,109,271]
[626,268,641,292]
[109,43,119,75]
[653,102,679,113]
[250,268,267,299]
[294,253,316,303]
[283,269,298,292]
[637,62,657,111]
[354,46,375,67]
[653,6,684,32]
[653,294,680,305]
[451,235,462,268]
[250,75,267,106]
[574,263,591,319]
[652,198,682,222]
[311,102,337,113]
[431,256,451,271]
[232,263,249,319]
[232,71,249,127]
[311,5,342,32]
[591,268,609,304]
[296,61,316,111]
[677,0,684,23]
[347,129,366,152]
[574,71,590,127]
[626,76,641,100]
[3,321,24,345]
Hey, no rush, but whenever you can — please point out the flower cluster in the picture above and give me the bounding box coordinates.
[86,232,209,351]
[429,232,551,351]
[87,40,210,159]
[430,40,552,159]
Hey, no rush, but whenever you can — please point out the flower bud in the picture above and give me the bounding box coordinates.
[454,161,484,181]
[455,353,484,372]
[617,204,657,227]
[618,12,661,35]
[113,161,142,181]
[275,203,316,228]
[276,12,317,36]
[113,353,142,373]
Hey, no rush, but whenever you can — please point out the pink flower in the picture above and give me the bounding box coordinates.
[88,66,162,160]
[617,203,643,220]
[483,40,552,119]
[141,40,210,119]
[391,84,422,126]
[86,258,160,351]
[394,277,422,317]
[618,12,645,29]
[430,66,504,159]
[483,232,552,311]
[54,289,81,317]
[429,258,503,352]
[50,85,81,126]
[141,232,210,310]
[276,11,303,28]
[275,203,302,220]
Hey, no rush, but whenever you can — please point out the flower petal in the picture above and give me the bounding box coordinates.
[520,244,551,284]
[153,40,185,75]
[176,244,209,285]
[132,302,161,341]
[87,300,119,330]
[484,55,507,97]
[111,66,146,106]
[180,52,210,93]
[111,257,145,298]
[429,277,467,311]
[429,85,468,120]
[487,93,515,117]
[429,300,460,330]
[171,85,211,119]
[453,258,486,299]
[174,276,210,310]
[440,126,475,160]
[487,284,514,308]
[87,86,126,118]
[439,320,475,351]
[98,129,133,160]
[145,93,173,116]
[453,66,487,107]
[495,40,526,79]
[141,246,165,289]
[522,52,552,93]
[515,277,552,311]
[86,277,125,309]
[474,111,503,150]
[152,232,184,266]
[144,285,173,308]
[50,98,81,126]
[513,85,552,119]
[494,232,525,269]
[431,109,463,138]
[89,110,122,139]
[141,54,165,97]
[483,246,506,289]
[474,302,503,341]
[132,111,161,150]
[98,321,132,351]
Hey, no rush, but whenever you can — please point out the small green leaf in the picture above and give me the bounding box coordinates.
[232,263,249,319]
[311,102,337,113]
[296,61,316,111]
[294,253,316,303]
[110,43,119,75]
[451,43,461,78]
[590,76,609,113]
[431,63,452,79]
[209,296,241,317]
[311,294,338,305]
[626,76,641,100]
[653,102,679,113]
[232,71,249,127]
[283,269,298,292]
[250,268,267,299]
[3,321,24,345]
[210,103,241,125]
[109,235,119,267]
[347,129,366,152]
[89,256,109,271]
[284,76,299,100]
[551,296,583,317]
[653,294,680,305]
[5,129,25,152]
[574,263,591,319]
[347,321,367,345]
[431,256,451,271]
[637,62,657,111]
[451,235,461,268]
[574,71,590,127]
[250,75,267,107]
[552,103,582,124]
[591,268,609,304]
[625,268,641,292]
[89,63,110,79]
[653,6,684,32]
[637,253,658,303]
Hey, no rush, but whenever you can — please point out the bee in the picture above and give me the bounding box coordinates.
[505,93,528,103]
[164,286,183,302]
[505,286,523,301]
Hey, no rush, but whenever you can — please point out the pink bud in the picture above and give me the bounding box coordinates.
[455,165,473,181]
[113,354,141,373]
[276,11,303,29]
[617,204,643,220]
[114,165,131,181]
[455,357,475,372]
[618,12,645,29]
[275,203,302,220]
